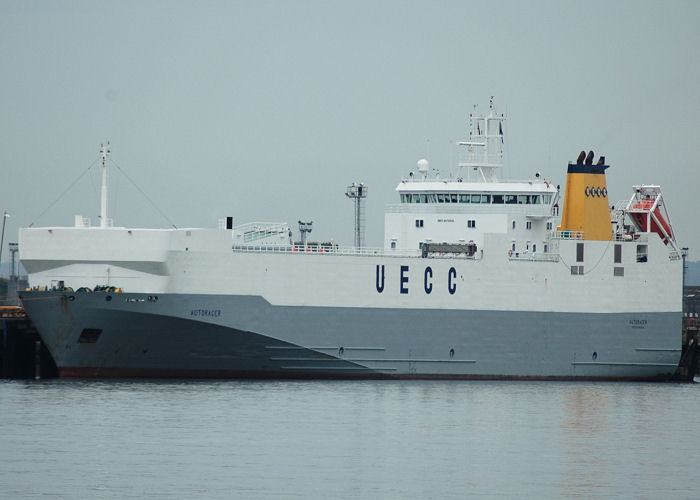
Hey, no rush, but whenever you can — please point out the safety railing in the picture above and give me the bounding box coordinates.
[554,230,584,240]
[231,245,422,258]
[507,252,560,262]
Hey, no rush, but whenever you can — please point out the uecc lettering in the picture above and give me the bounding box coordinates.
[375,265,458,295]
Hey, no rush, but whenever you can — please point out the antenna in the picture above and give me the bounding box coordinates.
[345,183,367,249]
[417,159,429,180]
[100,142,111,228]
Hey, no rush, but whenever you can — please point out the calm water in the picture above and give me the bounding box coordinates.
[1,379,698,499]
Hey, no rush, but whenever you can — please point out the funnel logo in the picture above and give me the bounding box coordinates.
[585,186,608,198]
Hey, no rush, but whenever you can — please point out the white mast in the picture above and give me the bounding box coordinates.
[457,97,505,182]
[100,142,110,228]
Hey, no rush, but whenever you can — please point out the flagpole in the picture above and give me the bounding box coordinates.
[0,211,8,277]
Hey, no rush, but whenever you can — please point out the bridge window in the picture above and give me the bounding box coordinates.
[492,194,504,204]
[505,195,517,204]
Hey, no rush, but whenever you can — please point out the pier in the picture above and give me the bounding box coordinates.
[676,285,700,381]
[1,307,57,379]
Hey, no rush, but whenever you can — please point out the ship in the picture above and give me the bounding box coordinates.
[18,102,685,380]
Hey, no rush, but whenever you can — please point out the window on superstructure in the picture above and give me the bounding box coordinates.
[427,194,437,203]
[459,194,469,203]
[421,194,428,203]
[576,243,584,262]
[543,244,548,253]
[636,244,648,263]
[533,244,536,252]
[512,220,516,230]
[511,242,516,251]
[614,244,622,264]
[415,219,424,228]
[451,194,458,203]
[543,194,552,204]
[437,194,445,203]
[546,222,553,230]
[492,194,504,204]
[530,195,540,204]
[481,194,491,204]
[517,195,528,204]
[505,195,517,204]
[471,194,481,203]
[467,220,476,228]
[526,221,532,230]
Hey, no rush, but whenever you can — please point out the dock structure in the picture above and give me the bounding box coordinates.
[675,319,699,381]
[676,285,700,380]
[1,307,57,379]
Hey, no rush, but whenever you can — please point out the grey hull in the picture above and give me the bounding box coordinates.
[19,291,682,380]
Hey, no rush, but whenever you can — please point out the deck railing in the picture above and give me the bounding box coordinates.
[231,245,422,258]
[507,252,560,262]
[553,230,584,240]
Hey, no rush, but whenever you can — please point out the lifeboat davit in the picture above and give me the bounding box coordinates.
[628,199,674,245]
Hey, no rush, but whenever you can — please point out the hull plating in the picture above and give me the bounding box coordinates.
[20,291,681,381]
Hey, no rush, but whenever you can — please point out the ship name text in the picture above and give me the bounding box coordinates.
[191,309,222,317]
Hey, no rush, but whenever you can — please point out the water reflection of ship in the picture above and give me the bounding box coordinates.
[562,388,612,496]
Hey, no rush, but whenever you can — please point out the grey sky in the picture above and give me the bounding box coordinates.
[1,0,699,262]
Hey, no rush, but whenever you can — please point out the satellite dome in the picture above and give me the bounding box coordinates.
[417,159,429,172]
